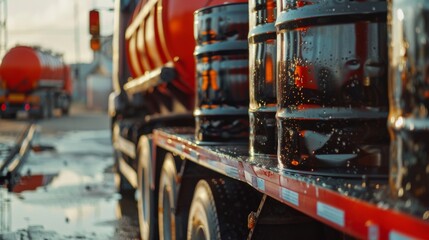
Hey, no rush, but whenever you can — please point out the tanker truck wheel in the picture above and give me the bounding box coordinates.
[187,178,259,240]
[137,136,158,240]
[158,153,187,240]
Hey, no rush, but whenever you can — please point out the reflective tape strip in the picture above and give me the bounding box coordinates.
[225,165,239,179]
[389,231,413,240]
[256,177,265,191]
[367,224,379,240]
[281,187,299,206]
[190,150,198,160]
[317,201,345,227]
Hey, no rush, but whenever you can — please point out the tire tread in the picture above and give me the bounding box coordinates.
[208,178,260,240]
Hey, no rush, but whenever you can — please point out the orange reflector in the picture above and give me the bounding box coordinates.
[1,103,6,111]
[24,103,30,111]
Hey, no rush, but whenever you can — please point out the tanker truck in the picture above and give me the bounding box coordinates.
[0,46,72,119]
[94,0,429,239]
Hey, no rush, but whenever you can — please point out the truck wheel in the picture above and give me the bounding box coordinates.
[137,136,158,240]
[187,179,220,240]
[158,153,186,240]
[187,179,257,240]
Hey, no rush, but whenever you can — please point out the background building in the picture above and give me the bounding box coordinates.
[71,35,112,110]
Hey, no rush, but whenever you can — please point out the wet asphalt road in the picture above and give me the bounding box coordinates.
[0,105,140,239]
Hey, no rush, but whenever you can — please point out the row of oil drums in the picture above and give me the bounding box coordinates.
[193,0,429,211]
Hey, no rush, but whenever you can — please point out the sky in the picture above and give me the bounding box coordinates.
[6,0,114,64]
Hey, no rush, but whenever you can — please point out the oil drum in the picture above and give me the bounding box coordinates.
[276,0,389,176]
[194,3,249,142]
[389,0,429,209]
[249,0,277,156]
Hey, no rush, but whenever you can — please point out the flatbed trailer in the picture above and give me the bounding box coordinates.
[153,128,429,239]
[113,126,429,239]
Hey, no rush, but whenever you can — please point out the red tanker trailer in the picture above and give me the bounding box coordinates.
[0,45,72,118]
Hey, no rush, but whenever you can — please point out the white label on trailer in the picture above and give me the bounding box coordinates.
[316,202,345,227]
[225,166,239,179]
[174,144,183,152]
[256,177,265,191]
[389,231,413,240]
[158,138,166,146]
[281,187,299,206]
[368,224,379,240]
[190,150,198,160]
[207,160,217,168]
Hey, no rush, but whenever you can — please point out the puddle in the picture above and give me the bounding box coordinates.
[0,129,139,239]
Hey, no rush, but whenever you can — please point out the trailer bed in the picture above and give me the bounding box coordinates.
[154,128,429,240]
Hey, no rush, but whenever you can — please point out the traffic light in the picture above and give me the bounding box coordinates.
[89,10,100,51]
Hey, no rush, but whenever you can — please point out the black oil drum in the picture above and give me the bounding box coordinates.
[389,0,429,209]
[249,0,277,156]
[276,0,389,176]
[194,3,249,142]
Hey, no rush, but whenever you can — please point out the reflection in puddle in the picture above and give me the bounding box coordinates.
[0,189,11,233]
[12,174,57,193]
[0,130,139,239]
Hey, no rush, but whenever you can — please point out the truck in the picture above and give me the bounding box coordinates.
[0,46,72,119]
[93,0,429,239]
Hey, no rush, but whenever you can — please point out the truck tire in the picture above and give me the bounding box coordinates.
[187,179,258,240]
[137,136,158,240]
[158,153,186,240]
